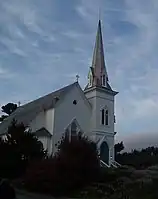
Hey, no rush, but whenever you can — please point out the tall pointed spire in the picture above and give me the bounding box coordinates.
[85,20,109,90]
[92,19,108,81]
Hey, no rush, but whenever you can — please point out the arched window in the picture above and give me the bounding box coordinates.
[89,75,92,86]
[64,119,83,142]
[101,109,105,125]
[105,110,108,125]
[101,108,109,126]
[88,70,93,87]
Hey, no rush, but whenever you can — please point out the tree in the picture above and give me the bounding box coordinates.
[0,103,17,122]
[0,119,47,178]
[115,141,124,154]
[115,146,158,169]
[6,119,47,161]
[1,103,17,115]
[24,133,100,197]
[56,133,100,183]
[0,115,8,122]
[115,142,125,154]
[114,142,125,163]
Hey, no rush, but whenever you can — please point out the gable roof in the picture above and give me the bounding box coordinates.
[0,82,78,135]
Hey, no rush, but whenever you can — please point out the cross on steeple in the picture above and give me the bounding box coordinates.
[76,75,80,82]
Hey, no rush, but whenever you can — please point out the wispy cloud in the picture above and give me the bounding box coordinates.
[0,0,158,149]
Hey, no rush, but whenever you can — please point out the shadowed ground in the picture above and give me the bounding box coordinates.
[16,189,55,199]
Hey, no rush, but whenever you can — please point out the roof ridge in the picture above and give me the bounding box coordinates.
[18,82,78,109]
[0,82,79,135]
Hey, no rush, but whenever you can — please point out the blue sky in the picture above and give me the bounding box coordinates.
[1,0,158,148]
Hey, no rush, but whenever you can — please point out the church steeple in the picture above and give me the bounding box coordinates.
[84,19,118,167]
[85,20,110,90]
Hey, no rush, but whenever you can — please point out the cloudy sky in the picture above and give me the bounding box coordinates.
[0,0,158,150]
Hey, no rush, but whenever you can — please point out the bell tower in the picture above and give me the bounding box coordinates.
[84,20,118,166]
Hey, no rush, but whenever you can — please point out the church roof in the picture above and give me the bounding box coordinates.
[0,82,78,135]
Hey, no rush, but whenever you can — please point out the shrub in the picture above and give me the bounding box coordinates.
[24,135,100,197]
[0,120,46,179]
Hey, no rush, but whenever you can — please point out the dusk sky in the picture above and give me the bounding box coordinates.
[1,0,158,149]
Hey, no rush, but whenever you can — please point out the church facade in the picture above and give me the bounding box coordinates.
[0,20,118,167]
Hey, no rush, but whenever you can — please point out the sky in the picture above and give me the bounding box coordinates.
[0,0,158,150]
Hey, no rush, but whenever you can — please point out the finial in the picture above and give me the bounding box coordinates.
[76,75,80,82]
[99,5,101,20]
[98,0,101,21]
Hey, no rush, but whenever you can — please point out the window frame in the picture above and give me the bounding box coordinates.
[101,107,109,126]
[64,118,83,141]
[88,70,93,87]
[105,109,109,125]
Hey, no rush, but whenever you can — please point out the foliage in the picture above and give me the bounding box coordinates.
[0,103,17,121]
[75,166,158,199]
[1,103,17,115]
[23,134,100,197]
[56,133,100,182]
[115,141,125,155]
[75,167,133,199]
[0,119,46,179]
[0,115,8,122]
[6,119,46,161]
[116,147,158,169]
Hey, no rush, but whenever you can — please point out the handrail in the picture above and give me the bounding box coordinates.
[111,160,121,167]
[111,162,117,168]
[114,161,121,167]
[100,160,110,168]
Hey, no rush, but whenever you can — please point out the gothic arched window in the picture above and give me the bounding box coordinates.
[64,119,83,142]
[101,108,109,126]
[90,76,92,85]
[101,109,105,125]
[105,110,108,125]
[88,69,93,87]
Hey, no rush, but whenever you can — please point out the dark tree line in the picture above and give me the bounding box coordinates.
[115,142,158,169]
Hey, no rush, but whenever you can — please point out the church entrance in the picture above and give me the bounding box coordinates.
[100,142,109,165]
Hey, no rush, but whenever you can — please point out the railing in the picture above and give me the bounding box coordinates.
[100,159,121,168]
[100,160,110,168]
[111,162,117,168]
[111,160,121,168]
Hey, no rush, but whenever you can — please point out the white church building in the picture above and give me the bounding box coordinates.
[0,20,119,167]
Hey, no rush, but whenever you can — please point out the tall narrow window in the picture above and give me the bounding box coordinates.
[105,110,108,125]
[101,109,105,125]
[88,70,93,87]
[89,75,92,86]
[102,75,106,86]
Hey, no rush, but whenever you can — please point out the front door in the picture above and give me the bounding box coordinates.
[100,142,109,165]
